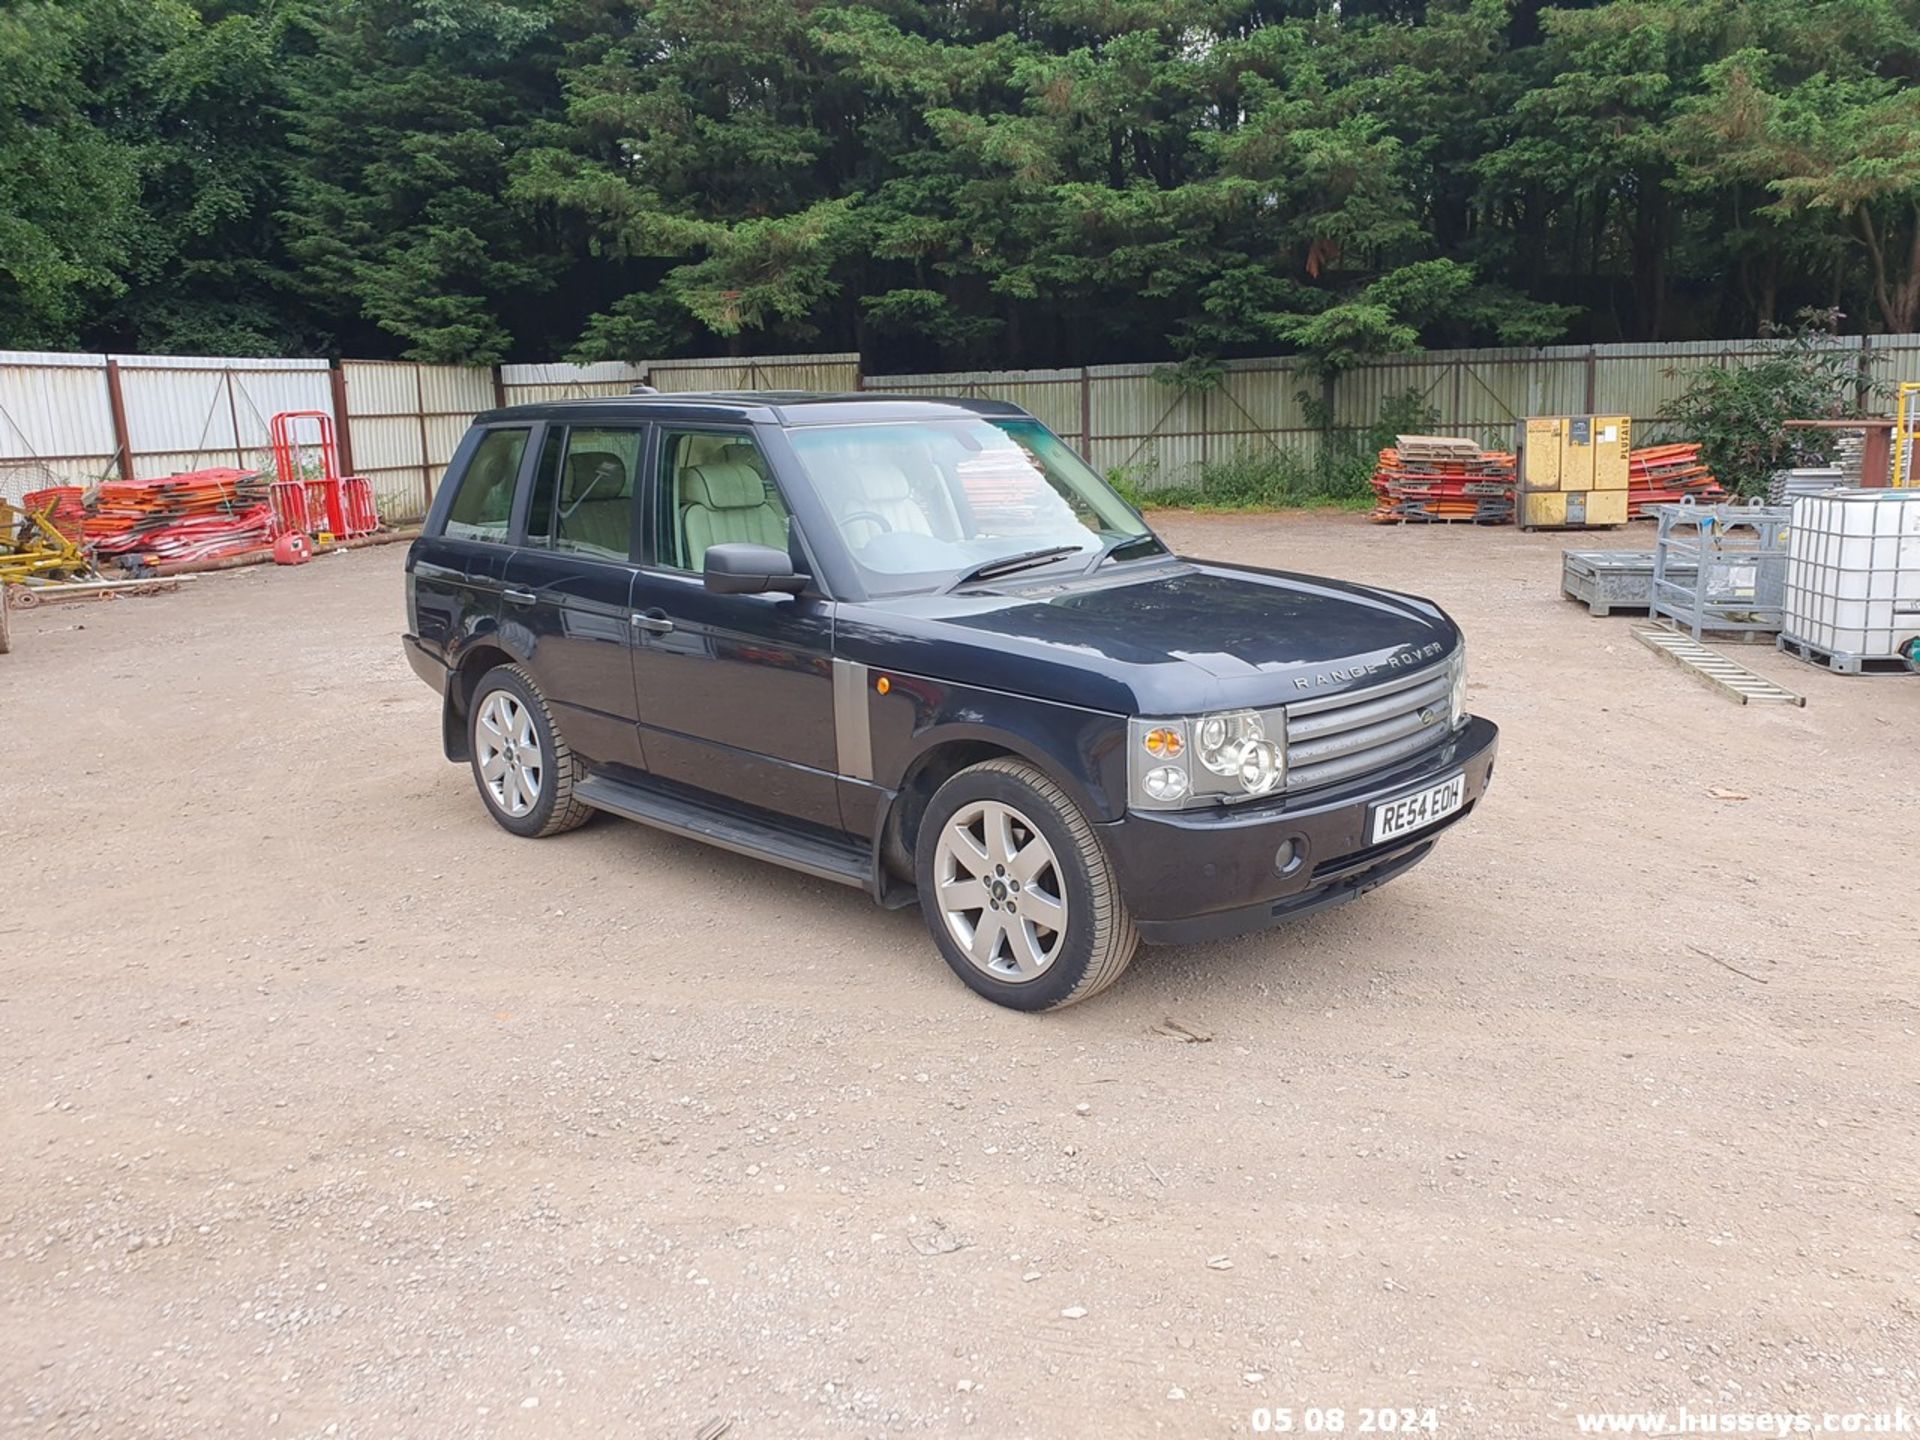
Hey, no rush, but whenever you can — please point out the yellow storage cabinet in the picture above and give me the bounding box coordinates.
[1521,414,1630,530]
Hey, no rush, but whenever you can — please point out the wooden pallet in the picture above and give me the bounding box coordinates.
[1633,625,1806,705]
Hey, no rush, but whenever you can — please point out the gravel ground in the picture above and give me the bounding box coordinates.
[2,515,1915,1439]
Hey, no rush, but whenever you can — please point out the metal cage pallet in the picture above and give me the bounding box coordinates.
[1649,500,1793,641]
[1562,550,1696,616]
[1782,489,1920,669]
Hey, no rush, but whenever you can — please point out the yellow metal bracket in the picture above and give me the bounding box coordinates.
[1894,382,1920,488]
[0,499,93,583]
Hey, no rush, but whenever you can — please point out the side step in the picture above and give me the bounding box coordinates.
[1633,625,1806,706]
[573,773,872,890]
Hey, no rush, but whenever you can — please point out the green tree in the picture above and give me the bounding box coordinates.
[8,0,1920,367]
[280,0,566,363]
[0,3,140,348]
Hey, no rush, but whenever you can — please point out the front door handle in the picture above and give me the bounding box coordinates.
[503,588,537,606]
[630,609,675,635]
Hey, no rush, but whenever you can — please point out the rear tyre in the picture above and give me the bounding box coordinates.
[915,758,1138,1011]
[467,664,593,838]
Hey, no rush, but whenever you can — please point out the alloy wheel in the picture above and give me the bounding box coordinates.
[476,691,543,818]
[932,799,1069,981]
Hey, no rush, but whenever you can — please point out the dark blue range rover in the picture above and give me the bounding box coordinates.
[403,393,1497,1011]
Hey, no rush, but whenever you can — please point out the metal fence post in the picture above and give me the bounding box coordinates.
[414,365,433,510]
[224,369,244,470]
[103,358,134,481]
[1080,366,1092,453]
[1320,370,1336,472]
[329,362,356,477]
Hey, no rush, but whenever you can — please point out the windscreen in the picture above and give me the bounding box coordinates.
[785,416,1158,595]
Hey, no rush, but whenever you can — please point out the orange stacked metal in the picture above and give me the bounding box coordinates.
[85,468,275,565]
[1628,443,1724,517]
[1369,435,1516,524]
[21,486,87,543]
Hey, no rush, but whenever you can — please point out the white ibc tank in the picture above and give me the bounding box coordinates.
[1783,489,1920,660]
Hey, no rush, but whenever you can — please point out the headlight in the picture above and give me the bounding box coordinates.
[1129,709,1287,810]
[1236,737,1284,794]
[1448,643,1468,729]
[1194,709,1264,776]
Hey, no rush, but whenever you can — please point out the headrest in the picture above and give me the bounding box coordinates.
[719,442,766,473]
[849,461,912,503]
[683,461,767,511]
[566,451,625,504]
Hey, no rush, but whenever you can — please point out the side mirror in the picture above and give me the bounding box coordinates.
[703,542,809,595]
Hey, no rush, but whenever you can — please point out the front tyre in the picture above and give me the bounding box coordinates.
[915,758,1138,1011]
[467,664,592,838]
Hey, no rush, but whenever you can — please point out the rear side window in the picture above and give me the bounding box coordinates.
[443,428,530,542]
[524,426,644,560]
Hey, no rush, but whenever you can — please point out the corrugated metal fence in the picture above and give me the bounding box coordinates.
[0,350,862,521]
[871,336,1920,489]
[0,352,337,502]
[3,342,1911,515]
[341,361,497,522]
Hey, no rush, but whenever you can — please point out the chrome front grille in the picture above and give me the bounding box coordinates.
[1285,662,1453,790]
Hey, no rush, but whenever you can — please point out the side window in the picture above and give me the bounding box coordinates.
[657,429,789,571]
[527,425,642,560]
[443,427,529,542]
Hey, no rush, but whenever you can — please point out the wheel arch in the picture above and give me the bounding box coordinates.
[442,637,522,761]
[876,723,1114,881]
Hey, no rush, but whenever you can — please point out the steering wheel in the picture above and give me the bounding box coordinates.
[839,509,894,543]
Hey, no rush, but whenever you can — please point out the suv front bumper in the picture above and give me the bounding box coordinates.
[1098,715,1498,945]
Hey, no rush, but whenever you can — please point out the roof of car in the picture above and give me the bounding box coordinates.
[473,391,1032,427]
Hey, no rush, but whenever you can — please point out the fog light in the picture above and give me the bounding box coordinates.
[1273,839,1295,873]
[1143,765,1189,802]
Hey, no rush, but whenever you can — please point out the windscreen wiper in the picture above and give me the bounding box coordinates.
[945,545,1085,591]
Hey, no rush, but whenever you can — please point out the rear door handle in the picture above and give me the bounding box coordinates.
[630,609,674,635]
[503,588,537,606]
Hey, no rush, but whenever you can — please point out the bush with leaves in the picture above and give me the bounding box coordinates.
[1659,311,1875,497]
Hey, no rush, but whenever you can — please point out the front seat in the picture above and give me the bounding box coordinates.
[719,442,770,482]
[557,450,632,555]
[836,461,937,547]
[680,461,787,568]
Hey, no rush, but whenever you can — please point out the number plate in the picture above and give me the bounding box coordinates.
[1368,774,1466,845]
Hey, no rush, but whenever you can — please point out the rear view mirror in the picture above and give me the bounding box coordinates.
[703,542,808,595]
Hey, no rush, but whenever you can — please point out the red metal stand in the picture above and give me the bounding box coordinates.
[269,410,380,540]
